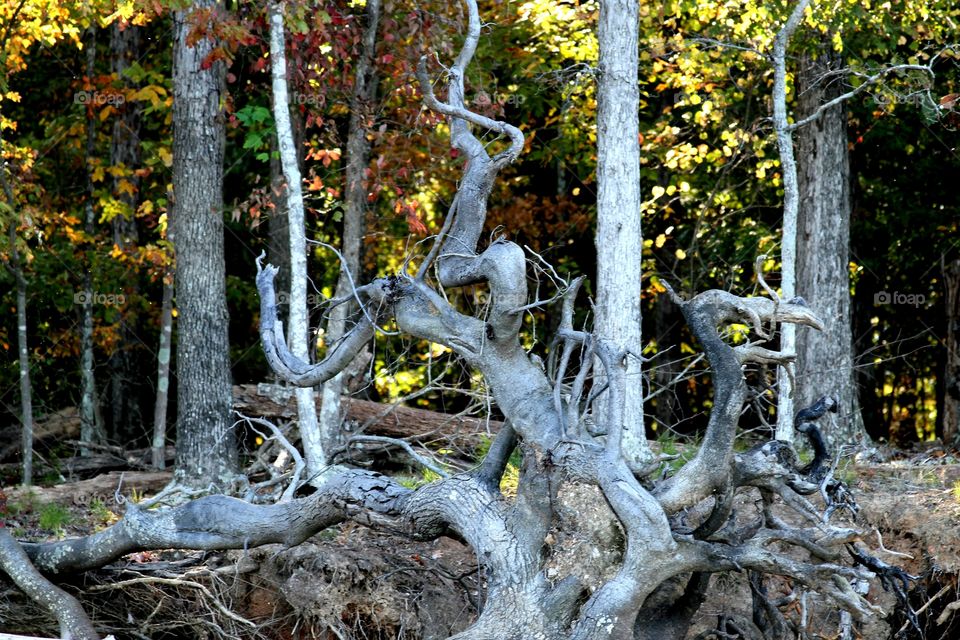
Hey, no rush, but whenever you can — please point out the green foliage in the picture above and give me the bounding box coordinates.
[7,489,41,516]
[234,104,275,163]
[89,498,114,526]
[37,502,72,536]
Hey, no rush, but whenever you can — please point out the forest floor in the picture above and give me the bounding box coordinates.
[2,445,960,639]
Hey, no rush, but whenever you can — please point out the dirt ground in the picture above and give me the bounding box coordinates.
[2,454,960,639]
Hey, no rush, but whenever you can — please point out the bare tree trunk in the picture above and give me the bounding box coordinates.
[795,47,866,447]
[108,19,143,444]
[771,0,812,442]
[268,0,327,477]
[1,161,33,486]
[171,0,237,488]
[152,271,174,469]
[943,258,960,446]
[594,0,651,471]
[318,0,380,457]
[80,26,106,455]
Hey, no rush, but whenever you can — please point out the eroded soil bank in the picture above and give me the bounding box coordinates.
[2,456,960,639]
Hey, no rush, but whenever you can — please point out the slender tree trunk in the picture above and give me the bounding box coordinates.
[9,228,33,487]
[268,0,328,477]
[80,26,106,454]
[318,0,380,455]
[152,270,174,469]
[771,0,812,442]
[943,258,960,446]
[171,0,237,487]
[1,158,33,486]
[108,19,143,443]
[594,0,651,471]
[795,47,866,447]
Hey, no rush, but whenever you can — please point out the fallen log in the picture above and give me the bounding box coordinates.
[233,383,501,454]
[4,471,172,507]
[4,386,501,467]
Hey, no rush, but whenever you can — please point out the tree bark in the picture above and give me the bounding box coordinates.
[171,0,237,487]
[268,1,328,478]
[318,0,380,459]
[594,0,651,471]
[1,161,34,487]
[771,0,811,442]
[80,25,107,455]
[943,258,960,446]
[152,271,174,469]
[108,19,144,444]
[795,46,867,447]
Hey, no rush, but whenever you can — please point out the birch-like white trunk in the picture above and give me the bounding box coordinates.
[771,0,812,442]
[268,1,326,477]
[594,0,651,470]
[152,272,174,469]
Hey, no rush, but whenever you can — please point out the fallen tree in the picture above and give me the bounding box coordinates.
[1,1,916,638]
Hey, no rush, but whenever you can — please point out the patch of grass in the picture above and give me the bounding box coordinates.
[835,461,857,485]
[37,502,72,536]
[656,432,694,475]
[8,489,40,515]
[952,480,960,502]
[89,498,116,527]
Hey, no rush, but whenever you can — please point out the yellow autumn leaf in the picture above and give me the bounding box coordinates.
[651,185,665,199]
[675,249,687,260]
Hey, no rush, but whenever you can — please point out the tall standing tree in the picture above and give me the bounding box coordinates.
[594,0,651,471]
[79,26,107,454]
[171,0,237,487]
[108,17,144,444]
[795,46,866,446]
[771,0,810,442]
[268,0,327,478]
[317,0,381,460]
[1,183,33,488]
